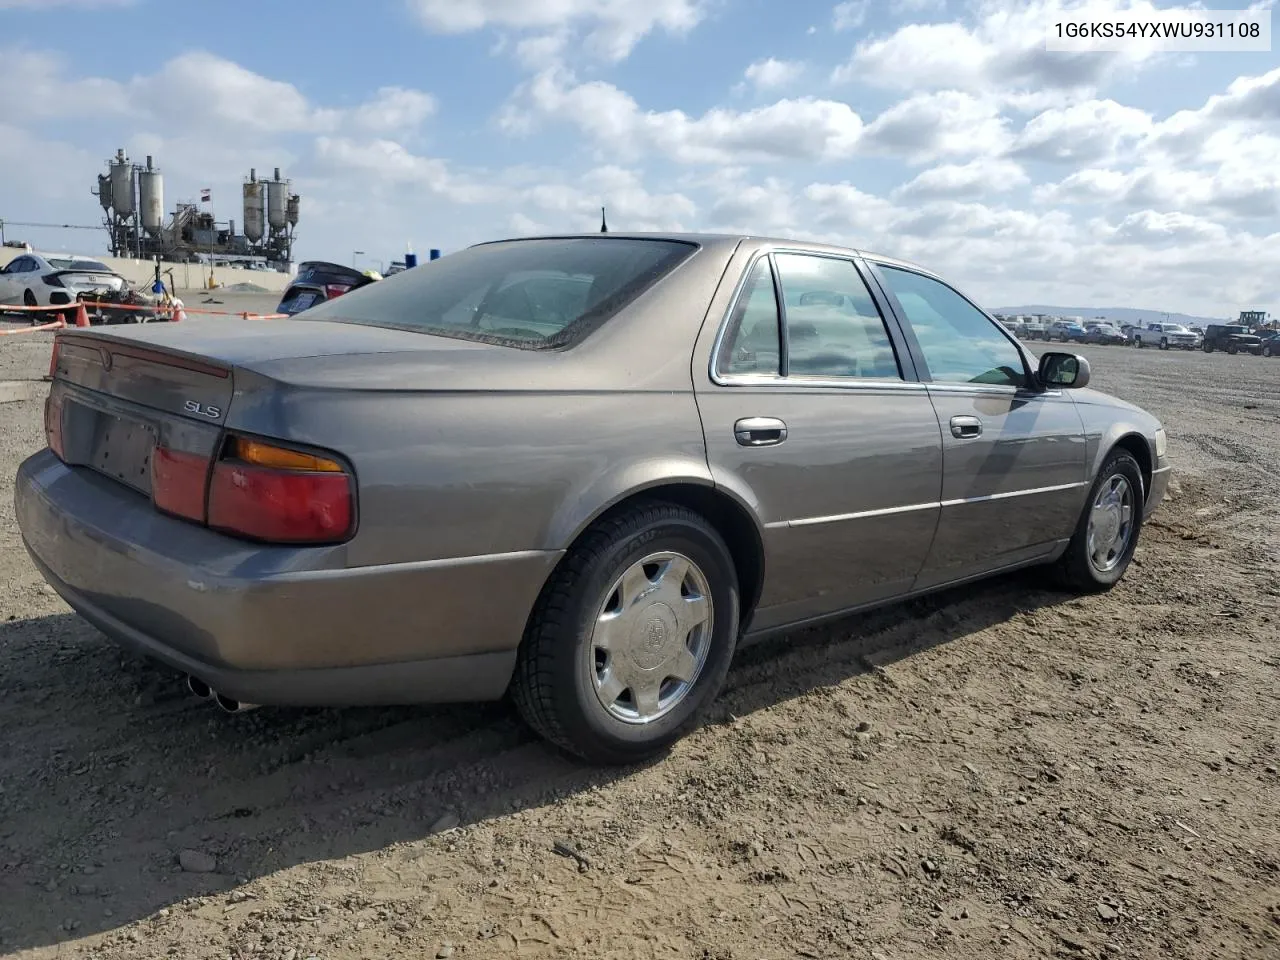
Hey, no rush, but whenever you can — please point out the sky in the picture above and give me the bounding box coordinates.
[0,0,1277,317]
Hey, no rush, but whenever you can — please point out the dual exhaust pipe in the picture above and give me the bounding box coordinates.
[187,675,259,713]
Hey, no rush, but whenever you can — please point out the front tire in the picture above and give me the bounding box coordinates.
[1055,450,1144,593]
[512,502,740,764]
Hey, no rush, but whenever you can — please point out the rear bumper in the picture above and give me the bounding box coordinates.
[16,449,562,706]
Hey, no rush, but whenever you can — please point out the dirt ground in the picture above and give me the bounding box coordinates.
[1,324,1277,960]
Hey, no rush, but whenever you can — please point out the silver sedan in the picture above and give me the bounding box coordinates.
[16,233,1170,763]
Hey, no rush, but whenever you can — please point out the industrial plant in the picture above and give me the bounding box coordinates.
[94,148,299,272]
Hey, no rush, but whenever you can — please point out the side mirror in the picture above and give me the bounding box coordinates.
[1039,351,1091,389]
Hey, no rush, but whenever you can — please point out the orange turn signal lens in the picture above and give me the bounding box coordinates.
[229,437,343,473]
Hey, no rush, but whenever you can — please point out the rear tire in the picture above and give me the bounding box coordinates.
[1264,344,1274,358]
[1227,343,1238,355]
[512,502,740,764]
[1054,450,1144,593]
[1159,338,1168,350]
[1203,342,1213,353]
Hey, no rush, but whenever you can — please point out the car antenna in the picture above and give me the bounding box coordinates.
[600,206,608,233]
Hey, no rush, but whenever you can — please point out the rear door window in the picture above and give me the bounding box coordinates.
[717,259,781,377]
[773,254,902,380]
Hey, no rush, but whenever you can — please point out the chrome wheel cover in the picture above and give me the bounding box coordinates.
[1087,474,1135,573]
[587,551,713,724]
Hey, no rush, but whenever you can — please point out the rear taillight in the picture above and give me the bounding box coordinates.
[151,447,210,522]
[323,283,353,299]
[42,273,65,287]
[44,394,65,460]
[206,436,353,544]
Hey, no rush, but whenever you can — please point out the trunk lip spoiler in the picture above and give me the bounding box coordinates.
[55,331,232,380]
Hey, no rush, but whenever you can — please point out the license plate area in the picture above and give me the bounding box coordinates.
[64,400,157,495]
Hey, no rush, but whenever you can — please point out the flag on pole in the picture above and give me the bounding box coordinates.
[200,188,212,203]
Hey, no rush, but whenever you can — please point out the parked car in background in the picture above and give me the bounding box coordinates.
[1047,320,1089,343]
[277,261,381,316]
[17,233,1171,763]
[1020,317,1048,340]
[1257,331,1280,357]
[1085,323,1127,345]
[1133,322,1199,350]
[1202,324,1263,355]
[0,253,127,322]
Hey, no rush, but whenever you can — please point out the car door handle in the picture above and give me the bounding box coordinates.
[950,415,983,439]
[734,417,788,446]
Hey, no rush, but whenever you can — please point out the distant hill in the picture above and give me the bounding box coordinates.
[992,305,1227,327]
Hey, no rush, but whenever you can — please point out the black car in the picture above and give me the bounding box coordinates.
[1258,331,1280,358]
[277,261,379,316]
[1201,324,1263,355]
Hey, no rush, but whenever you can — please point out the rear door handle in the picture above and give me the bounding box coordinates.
[735,417,788,446]
[950,415,983,439]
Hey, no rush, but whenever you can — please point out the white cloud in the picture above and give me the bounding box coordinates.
[891,0,946,12]
[1101,210,1230,246]
[351,87,438,133]
[1147,65,1280,159]
[1035,164,1280,219]
[407,0,705,61]
[861,91,1008,162]
[504,68,864,163]
[832,1,869,30]
[1010,99,1152,164]
[137,52,336,134]
[835,0,1171,95]
[742,58,804,91]
[0,49,129,121]
[525,165,697,230]
[893,158,1029,200]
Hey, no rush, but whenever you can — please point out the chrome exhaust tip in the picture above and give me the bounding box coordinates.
[214,693,260,714]
[187,675,213,700]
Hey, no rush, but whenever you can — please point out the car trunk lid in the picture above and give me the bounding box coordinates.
[55,271,127,296]
[49,331,235,498]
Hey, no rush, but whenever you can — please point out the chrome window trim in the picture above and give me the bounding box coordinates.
[708,246,909,388]
[765,480,1088,529]
[712,374,927,393]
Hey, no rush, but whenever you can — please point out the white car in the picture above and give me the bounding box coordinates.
[0,253,127,321]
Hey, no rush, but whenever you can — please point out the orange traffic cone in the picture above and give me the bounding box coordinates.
[74,303,90,327]
[45,338,59,381]
[171,303,186,322]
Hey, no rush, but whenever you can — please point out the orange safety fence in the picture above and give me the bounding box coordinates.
[0,317,66,336]
[2,300,288,326]
[75,299,288,320]
[0,302,77,334]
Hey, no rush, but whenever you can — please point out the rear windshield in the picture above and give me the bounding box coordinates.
[49,258,112,272]
[295,237,698,349]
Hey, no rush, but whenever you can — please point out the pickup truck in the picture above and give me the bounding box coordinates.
[1132,322,1199,350]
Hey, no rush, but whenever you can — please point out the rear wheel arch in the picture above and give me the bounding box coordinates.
[542,480,766,632]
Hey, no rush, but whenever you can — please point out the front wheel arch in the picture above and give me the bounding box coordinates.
[1109,433,1152,503]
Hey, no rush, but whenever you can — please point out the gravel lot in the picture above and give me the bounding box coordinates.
[1,325,1277,960]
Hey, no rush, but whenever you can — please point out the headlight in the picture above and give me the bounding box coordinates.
[1154,427,1167,459]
